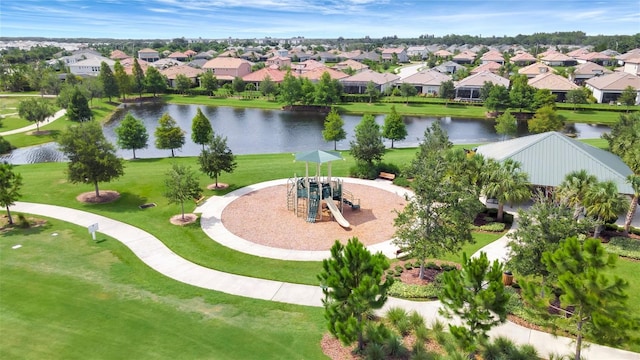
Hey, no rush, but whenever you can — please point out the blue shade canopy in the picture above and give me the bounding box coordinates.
[294,150,343,164]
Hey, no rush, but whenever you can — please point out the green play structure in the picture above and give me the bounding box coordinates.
[287,150,360,227]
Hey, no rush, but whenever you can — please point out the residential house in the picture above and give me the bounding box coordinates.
[616,48,640,65]
[109,49,130,61]
[188,59,208,69]
[217,49,238,58]
[397,69,451,95]
[167,51,189,61]
[518,62,554,78]
[585,72,640,104]
[570,62,612,85]
[184,49,197,58]
[152,58,182,70]
[202,57,252,81]
[316,51,341,63]
[292,59,327,74]
[452,50,476,64]
[351,51,380,63]
[298,67,349,83]
[541,52,577,66]
[119,57,150,75]
[433,61,465,75]
[69,56,114,76]
[567,47,591,58]
[480,50,504,65]
[266,56,291,69]
[574,52,614,66]
[406,46,429,59]
[242,66,288,89]
[194,51,215,60]
[54,49,103,66]
[528,72,580,102]
[434,49,453,58]
[454,71,509,100]
[510,51,537,66]
[160,65,204,88]
[288,49,312,62]
[332,59,369,73]
[138,48,159,63]
[623,57,640,76]
[340,69,399,94]
[470,61,501,75]
[381,48,408,63]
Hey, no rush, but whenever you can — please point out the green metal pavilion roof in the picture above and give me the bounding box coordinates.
[476,131,634,194]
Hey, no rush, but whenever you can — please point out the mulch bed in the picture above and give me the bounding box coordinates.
[76,190,120,204]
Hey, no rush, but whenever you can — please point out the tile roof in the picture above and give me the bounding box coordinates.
[138,48,158,54]
[168,51,188,58]
[298,67,349,81]
[518,62,554,76]
[452,50,476,61]
[470,61,501,74]
[481,50,504,61]
[434,49,453,57]
[454,71,509,88]
[160,65,204,79]
[340,69,400,85]
[575,52,612,61]
[510,51,536,63]
[585,71,640,90]
[542,52,573,62]
[381,48,405,54]
[476,131,633,194]
[617,48,640,61]
[202,57,251,69]
[528,72,580,91]
[109,49,130,60]
[398,69,451,85]
[333,59,369,71]
[242,67,288,82]
[573,62,613,76]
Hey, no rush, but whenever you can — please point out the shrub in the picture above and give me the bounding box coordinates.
[393,176,411,188]
[364,342,385,360]
[407,310,425,330]
[395,318,412,336]
[605,236,640,260]
[0,136,14,154]
[349,162,378,179]
[440,264,458,272]
[376,162,400,175]
[383,335,408,358]
[387,282,440,299]
[425,261,441,270]
[479,222,506,232]
[386,307,408,327]
[17,214,30,228]
[394,265,404,273]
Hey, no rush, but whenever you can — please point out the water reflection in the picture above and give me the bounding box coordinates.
[1,104,611,165]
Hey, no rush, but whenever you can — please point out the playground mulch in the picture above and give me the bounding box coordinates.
[221,183,407,251]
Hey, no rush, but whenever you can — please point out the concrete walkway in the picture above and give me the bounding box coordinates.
[9,197,640,359]
[0,109,66,136]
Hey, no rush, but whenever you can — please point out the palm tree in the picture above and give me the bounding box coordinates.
[555,170,597,219]
[623,175,640,236]
[584,180,627,238]
[482,159,531,222]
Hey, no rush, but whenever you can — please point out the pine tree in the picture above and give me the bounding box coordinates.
[114,61,131,101]
[131,58,145,99]
[67,87,92,122]
[99,61,119,102]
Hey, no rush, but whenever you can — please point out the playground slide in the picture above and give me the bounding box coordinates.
[324,199,350,228]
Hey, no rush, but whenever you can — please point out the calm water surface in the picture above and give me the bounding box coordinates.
[1,103,611,164]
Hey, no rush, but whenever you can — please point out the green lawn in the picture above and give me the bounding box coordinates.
[0,96,58,133]
[0,218,326,359]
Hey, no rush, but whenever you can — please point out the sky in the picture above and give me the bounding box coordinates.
[0,0,639,40]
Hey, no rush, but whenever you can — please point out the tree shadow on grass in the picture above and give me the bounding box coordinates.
[0,215,52,238]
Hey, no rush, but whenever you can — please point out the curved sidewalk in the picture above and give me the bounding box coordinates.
[8,201,640,359]
[0,109,66,136]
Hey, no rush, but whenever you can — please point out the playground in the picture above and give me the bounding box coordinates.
[219,150,408,251]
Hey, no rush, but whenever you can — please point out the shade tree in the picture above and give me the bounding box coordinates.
[494,109,517,140]
[17,97,55,132]
[322,107,346,151]
[191,108,213,150]
[67,87,92,122]
[0,163,23,225]
[198,132,237,189]
[528,105,565,133]
[145,66,167,96]
[381,105,407,148]
[154,112,185,157]
[115,112,149,159]
[99,61,119,102]
[164,163,202,221]
[349,114,385,170]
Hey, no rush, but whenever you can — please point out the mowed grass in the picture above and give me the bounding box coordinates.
[0,96,58,133]
[0,217,326,360]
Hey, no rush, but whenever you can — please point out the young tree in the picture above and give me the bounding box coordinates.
[364,81,380,103]
[83,77,104,106]
[0,163,23,225]
[482,158,531,222]
[484,84,510,112]
[349,114,385,168]
[259,75,277,100]
[198,132,237,188]
[154,112,185,157]
[509,74,535,112]
[67,87,92,122]
[440,252,508,358]
[528,105,565,133]
[278,70,302,106]
[57,121,125,198]
[583,180,627,238]
[113,61,130,101]
[232,76,245,94]
[566,88,588,110]
[525,237,636,360]
[618,85,637,109]
[175,74,193,95]
[439,80,455,106]
[381,105,407,148]
[17,97,55,132]
[191,108,213,150]
[99,61,119,102]
[532,88,557,110]
[399,83,418,104]
[131,58,145,99]
[164,163,202,221]
[200,71,218,96]
[508,196,595,288]
[318,238,392,352]
[494,109,517,140]
[145,66,166,97]
[322,108,346,150]
[115,112,148,159]
[394,123,481,279]
[314,71,341,106]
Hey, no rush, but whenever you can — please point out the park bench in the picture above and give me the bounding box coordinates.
[378,172,396,181]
